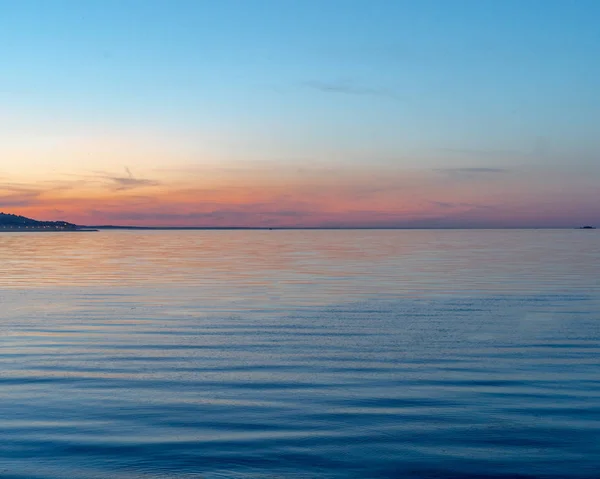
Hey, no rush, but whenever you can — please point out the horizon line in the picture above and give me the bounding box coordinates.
[86,225,593,230]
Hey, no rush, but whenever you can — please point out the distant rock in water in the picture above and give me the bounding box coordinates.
[0,212,78,231]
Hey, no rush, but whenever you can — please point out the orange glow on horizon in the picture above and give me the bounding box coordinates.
[2,165,598,228]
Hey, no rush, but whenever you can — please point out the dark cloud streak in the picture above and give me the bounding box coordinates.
[102,167,160,191]
[71,167,161,191]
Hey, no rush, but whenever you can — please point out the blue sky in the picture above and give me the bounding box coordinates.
[1,0,599,226]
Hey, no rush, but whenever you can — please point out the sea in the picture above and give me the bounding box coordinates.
[1,229,599,479]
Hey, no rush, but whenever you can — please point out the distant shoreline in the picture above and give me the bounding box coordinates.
[1,213,595,232]
[1,226,594,232]
[86,226,593,231]
[1,225,596,232]
[0,228,98,233]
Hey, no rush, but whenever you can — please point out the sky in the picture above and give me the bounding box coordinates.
[1,0,599,227]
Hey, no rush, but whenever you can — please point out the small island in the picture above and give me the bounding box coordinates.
[579,225,596,230]
[0,212,95,232]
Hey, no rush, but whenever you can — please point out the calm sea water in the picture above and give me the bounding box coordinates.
[1,230,599,479]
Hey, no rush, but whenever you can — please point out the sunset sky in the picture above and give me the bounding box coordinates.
[1,0,599,227]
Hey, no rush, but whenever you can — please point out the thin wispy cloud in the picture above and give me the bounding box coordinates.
[429,201,496,210]
[435,167,508,174]
[0,183,44,208]
[304,80,397,98]
[0,169,160,211]
[87,167,161,191]
[435,148,520,159]
[0,191,41,208]
[434,167,509,180]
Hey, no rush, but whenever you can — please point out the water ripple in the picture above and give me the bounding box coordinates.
[1,230,599,478]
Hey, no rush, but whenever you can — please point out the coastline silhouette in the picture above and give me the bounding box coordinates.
[0,212,91,231]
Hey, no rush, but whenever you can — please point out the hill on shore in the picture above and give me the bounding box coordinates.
[0,212,78,230]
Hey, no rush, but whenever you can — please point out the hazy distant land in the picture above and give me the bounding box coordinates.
[0,212,596,231]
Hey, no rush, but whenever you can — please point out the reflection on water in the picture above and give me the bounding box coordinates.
[1,229,599,300]
[1,230,599,478]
